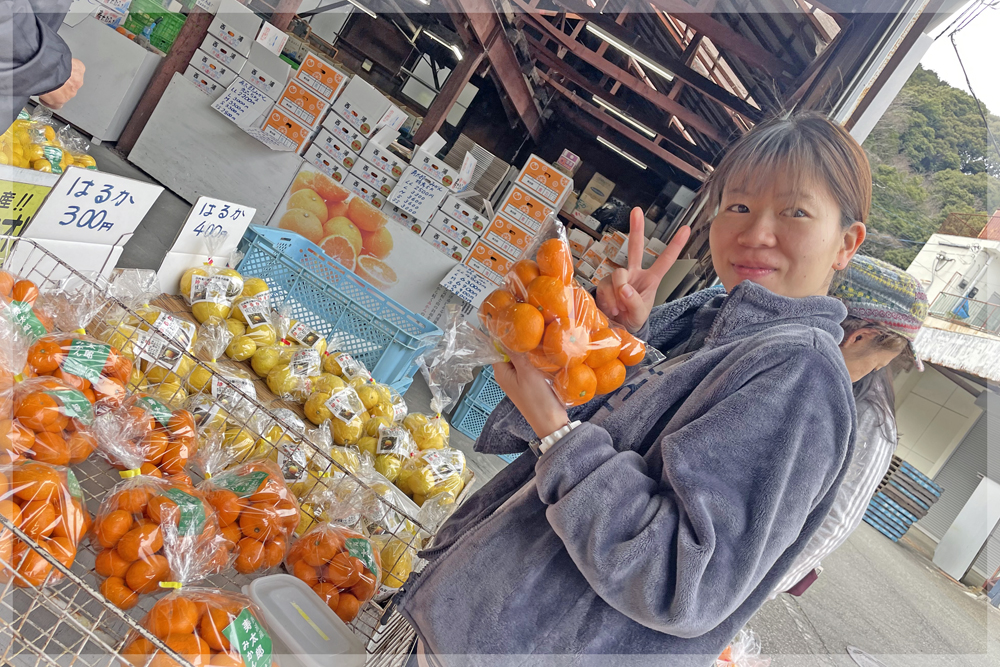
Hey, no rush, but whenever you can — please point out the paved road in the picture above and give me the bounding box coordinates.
[751,524,1000,666]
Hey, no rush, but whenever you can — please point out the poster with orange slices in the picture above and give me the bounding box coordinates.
[267,163,458,313]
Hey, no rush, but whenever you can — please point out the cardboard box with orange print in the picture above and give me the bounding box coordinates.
[277,80,330,128]
[295,52,349,101]
[422,223,470,262]
[515,155,573,208]
[482,216,534,261]
[464,240,514,286]
[261,108,313,152]
[496,186,554,235]
[268,162,460,314]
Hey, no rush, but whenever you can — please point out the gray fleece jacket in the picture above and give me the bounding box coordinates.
[398,282,857,666]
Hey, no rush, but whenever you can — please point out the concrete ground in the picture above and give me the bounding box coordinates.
[91,141,1000,667]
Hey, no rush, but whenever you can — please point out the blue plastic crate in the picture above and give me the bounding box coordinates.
[466,366,506,411]
[452,400,491,440]
[237,226,441,393]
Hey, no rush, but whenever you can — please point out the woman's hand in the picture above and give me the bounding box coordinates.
[595,207,691,334]
[492,354,569,440]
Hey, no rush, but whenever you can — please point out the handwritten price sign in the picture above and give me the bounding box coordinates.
[171,196,255,255]
[440,263,495,308]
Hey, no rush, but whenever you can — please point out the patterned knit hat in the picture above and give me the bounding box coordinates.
[831,255,929,369]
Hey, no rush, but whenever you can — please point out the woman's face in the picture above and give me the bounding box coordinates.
[709,173,866,297]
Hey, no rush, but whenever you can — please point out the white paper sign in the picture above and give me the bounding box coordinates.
[212,79,274,129]
[196,0,221,13]
[440,263,495,308]
[255,22,288,55]
[157,196,255,294]
[26,167,160,245]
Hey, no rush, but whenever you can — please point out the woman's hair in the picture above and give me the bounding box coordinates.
[703,112,872,229]
[841,315,909,355]
[853,367,897,441]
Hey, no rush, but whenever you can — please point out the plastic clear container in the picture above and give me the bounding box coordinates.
[244,574,367,667]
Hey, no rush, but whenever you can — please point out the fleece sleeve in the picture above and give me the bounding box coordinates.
[534,344,853,637]
[1,0,73,127]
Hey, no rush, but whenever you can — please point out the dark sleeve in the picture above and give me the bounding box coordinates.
[534,344,853,637]
[1,0,73,126]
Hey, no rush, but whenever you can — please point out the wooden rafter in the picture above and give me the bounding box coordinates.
[526,35,717,166]
[537,70,706,180]
[513,0,724,142]
[646,0,795,80]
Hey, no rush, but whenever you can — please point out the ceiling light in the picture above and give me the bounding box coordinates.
[585,23,674,82]
[593,98,656,138]
[345,0,375,17]
[597,136,647,169]
[425,30,463,61]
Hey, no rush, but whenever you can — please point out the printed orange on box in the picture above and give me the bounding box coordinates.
[465,240,514,286]
[278,81,330,128]
[483,216,535,261]
[516,155,573,206]
[295,52,348,101]
[262,109,311,151]
[497,186,554,235]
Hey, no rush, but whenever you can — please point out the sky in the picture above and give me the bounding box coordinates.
[920,3,1000,117]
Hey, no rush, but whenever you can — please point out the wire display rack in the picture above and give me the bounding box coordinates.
[0,237,424,667]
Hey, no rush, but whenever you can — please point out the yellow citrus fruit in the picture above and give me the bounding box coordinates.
[355,256,397,289]
[226,335,256,361]
[288,189,329,223]
[43,125,55,142]
[191,301,231,323]
[32,159,52,172]
[245,324,276,346]
[251,346,282,376]
[180,267,209,297]
[24,144,44,161]
[279,208,324,244]
[75,154,96,168]
[225,318,246,337]
[241,277,269,297]
[322,217,363,254]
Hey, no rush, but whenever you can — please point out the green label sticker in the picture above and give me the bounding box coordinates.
[45,389,94,425]
[65,469,83,500]
[17,110,30,121]
[136,396,172,428]
[215,471,268,497]
[223,609,272,667]
[62,339,111,383]
[42,146,63,173]
[8,301,46,339]
[161,488,206,536]
[345,537,379,580]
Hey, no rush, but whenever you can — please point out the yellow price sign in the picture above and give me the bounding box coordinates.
[0,168,56,259]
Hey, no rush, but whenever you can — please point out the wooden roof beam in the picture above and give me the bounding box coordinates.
[568,9,764,121]
[537,69,706,180]
[526,35,717,166]
[646,0,796,81]
[513,1,725,142]
[446,0,543,141]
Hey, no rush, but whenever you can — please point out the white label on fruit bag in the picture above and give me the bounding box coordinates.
[276,441,309,484]
[288,322,323,348]
[290,349,320,377]
[335,352,371,381]
[211,375,256,406]
[324,387,364,423]
[377,425,410,455]
[238,294,270,329]
[190,274,232,305]
[135,314,195,369]
[423,449,462,477]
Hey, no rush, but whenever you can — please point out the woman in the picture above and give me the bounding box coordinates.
[399,113,868,665]
[774,255,929,596]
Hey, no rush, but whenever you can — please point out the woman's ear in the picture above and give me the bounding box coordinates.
[835,222,866,269]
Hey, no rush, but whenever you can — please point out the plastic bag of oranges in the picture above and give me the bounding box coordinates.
[0,306,31,393]
[3,377,98,466]
[477,217,646,406]
[92,394,199,482]
[26,333,132,406]
[198,454,300,575]
[90,470,221,609]
[285,506,381,622]
[1,460,90,587]
[1,273,55,343]
[120,584,279,667]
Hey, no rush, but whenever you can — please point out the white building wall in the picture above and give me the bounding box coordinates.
[906,234,1000,304]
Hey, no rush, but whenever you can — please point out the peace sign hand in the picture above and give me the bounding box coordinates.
[595,207,691,334]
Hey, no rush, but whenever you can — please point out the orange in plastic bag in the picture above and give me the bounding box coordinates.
[95,394,198,481]
[285,522,381,623]
[2,377,99,466]
[1,460,90,587]
[200,459,300,575]
[479,225,646,407]
[26,334,132,405]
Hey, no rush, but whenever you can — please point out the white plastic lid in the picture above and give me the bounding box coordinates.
[244,574,366,667]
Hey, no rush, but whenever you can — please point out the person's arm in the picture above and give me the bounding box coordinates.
[770,403,896,596]
[534,344,853,636]
[0,0,75,123]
